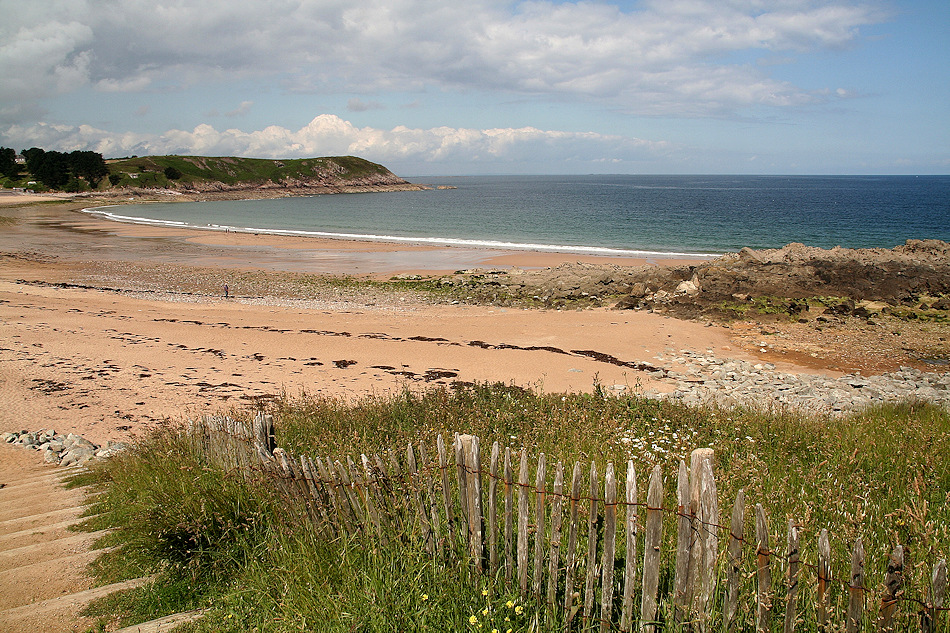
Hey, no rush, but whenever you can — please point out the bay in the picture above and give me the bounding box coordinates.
[88,175,950,256]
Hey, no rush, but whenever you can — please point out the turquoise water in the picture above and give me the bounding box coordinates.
[86,175,950,257]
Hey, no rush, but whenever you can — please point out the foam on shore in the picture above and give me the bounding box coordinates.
[82,205,719,261]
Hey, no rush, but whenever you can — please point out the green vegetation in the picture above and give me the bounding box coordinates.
[104,154,396,189]
[76,387,950,631]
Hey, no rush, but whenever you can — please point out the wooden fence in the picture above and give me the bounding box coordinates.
[190,413,949,632]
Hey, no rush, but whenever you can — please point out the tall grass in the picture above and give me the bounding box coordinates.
[77,386,950,631]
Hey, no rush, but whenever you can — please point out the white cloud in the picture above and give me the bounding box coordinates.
[0,0,884,124]
[2,115,672,168]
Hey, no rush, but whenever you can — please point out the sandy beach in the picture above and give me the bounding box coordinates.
[1,194,942,447]
[0,196,757,443]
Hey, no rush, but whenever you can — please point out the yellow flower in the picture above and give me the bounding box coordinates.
[469,615,478,625]
[505,600,514,609]
[492,630,499,633]
[504,616,510,622]
[482,608,489,616]
[482,589,489,597]
[515,605,524,615]
[421,594,429,601]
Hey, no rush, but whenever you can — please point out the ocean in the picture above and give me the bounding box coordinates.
[87,175,950,257]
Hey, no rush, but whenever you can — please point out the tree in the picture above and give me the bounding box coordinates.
[163,166,182,180]
[108,173,123,186]
[0,147,17,178]
[24,149,70,189]
[68,150,108,187]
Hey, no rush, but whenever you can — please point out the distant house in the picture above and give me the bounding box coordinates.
[14,154,25,164]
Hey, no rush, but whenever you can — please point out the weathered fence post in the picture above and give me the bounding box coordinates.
[878,544,903,632]
[504,447,514,582]
[518,449,531,594]
[674,460,691,624]
[533,453,548,596]
[584,461,601,626]
[620,460,638,633]
[755,504,772,633]
[437,435,454,559]
[459,435,484,571]
[724,489,745,631]
[564,461,584,630]
[601,462,617,632]
[817,528,831,632]
[641,464,664,633]
[489,441,500,573]
[547,461,565,610]
[784,519,800,633]
[922,559,947,633]
[696,453,719,625]
[417,443,443,561]
[454,434,470,554]
[847,538,866,633]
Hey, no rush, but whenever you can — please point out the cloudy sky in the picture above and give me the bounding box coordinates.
[1,0,947,175]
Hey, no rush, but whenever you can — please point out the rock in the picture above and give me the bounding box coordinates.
[43,449,60,464]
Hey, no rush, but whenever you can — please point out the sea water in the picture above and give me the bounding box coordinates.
[87,175,950,257]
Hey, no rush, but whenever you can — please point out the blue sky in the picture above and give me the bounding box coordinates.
[1,0,947,175]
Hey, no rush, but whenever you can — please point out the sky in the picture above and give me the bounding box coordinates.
[1,0,948,176]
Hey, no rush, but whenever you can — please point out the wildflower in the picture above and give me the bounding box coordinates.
[515,605,524,615]
[482,608,489,616]
[482,589,489,597]
[506,600,514,609]
[470,615,478,625]
[422,594,429,601]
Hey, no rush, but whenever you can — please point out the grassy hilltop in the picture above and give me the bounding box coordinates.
[105,154,410,191]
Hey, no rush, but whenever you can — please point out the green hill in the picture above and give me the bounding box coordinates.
[106,155,411,192]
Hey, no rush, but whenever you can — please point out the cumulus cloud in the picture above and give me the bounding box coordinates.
[0,0,883,124]
[2,115,671,167]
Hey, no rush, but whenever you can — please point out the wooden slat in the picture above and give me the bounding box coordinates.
[620,460,637,633]
[518,449,531,594]
[674,459,691,624]
[755,503,772,633]
[583,461,601,626]
[784,519,800,633]
[724,489,745,631]
[437,435,455,559]
[878,544,903,632]
[563,461,584,630]
[359,454,383,540]
[418,444,442,560]
[504,447,514,582]
[488,441,500,573]
[467,436,484,571]
[641,464,664,633]
[817,528,831,633]
[600,462,617,631]
[922,559,947,633]
[846,538,865,633]
[407,444,434,554]
[533,453,548,596]
[455,434,470,551]
[697,456,719,623]
[547,462,565,609]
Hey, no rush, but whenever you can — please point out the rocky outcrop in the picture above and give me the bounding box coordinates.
[3,429,127,466]
[432,241,950,319]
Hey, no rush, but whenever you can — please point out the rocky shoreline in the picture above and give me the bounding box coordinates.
[3,430,127,467]
[644,351,949,414]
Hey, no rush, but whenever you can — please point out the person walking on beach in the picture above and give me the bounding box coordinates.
[223,283,229,298]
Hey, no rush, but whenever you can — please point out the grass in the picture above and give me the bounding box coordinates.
[75,387,950,631]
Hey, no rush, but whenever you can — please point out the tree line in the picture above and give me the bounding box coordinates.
[0,146,108,190]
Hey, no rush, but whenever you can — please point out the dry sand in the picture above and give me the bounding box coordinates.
[1,197,819,446]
